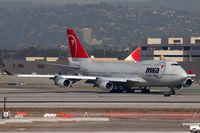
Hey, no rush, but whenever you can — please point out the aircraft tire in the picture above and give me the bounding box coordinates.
[146,89,150,93]
[109,89,117,93]
[141,88,150,93]
[117,88,124,93]
[191,128,197,133]
[125,88,135,93]
[109,88,121,93]
[170,90,176,95]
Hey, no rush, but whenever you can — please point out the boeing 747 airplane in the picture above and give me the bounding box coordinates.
[17,29,195,94]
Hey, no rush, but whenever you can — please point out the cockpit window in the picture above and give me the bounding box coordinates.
[171,63,180,66]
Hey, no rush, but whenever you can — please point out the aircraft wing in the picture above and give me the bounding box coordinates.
[17,74,96,80]
[17,74,146,84]
[17,74,55,78]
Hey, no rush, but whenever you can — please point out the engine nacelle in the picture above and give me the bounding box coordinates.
[183,78,193,88]
[98,81,114,91]
[55,78,72,88]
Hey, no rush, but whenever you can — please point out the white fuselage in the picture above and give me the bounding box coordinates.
[70,59,187,87]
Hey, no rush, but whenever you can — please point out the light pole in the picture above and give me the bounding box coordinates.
[2,95,9,119]
[1,49,4,63]
[103,44,106,58]
[3,96,7,112]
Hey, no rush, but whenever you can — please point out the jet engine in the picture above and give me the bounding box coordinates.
[55,78,72,88]
[183,78,193,88]
[98,81,114,91]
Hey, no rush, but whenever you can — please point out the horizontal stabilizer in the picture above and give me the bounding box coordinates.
[187,74,196,77]
[39,62,80,69]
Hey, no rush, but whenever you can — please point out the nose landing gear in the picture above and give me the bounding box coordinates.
[164,88,176,97]
[169,90,176,95]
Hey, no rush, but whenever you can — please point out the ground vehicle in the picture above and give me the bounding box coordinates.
[182,123,200,133]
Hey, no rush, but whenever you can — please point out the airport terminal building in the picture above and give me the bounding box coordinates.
[2,57,76,75]
[141,37,200,62]
[2,36,200,80]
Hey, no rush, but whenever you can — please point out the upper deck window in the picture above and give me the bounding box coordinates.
[171,63,180,66]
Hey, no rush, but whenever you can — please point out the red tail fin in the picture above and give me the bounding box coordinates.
[125,47,141,62]
[132,47,141,62]
[67,29,89,58]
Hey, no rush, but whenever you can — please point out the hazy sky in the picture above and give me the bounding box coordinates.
[0,0,150,5]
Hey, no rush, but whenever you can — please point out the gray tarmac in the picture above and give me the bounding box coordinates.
[0,119,189,132]
[0,75,199,132]
[0,75,199,109]
[0,86,199,108]
[1,94,200,109]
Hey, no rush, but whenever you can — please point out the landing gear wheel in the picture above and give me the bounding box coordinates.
[170,90,176,95]
[141,89,150,93]
[125,88,135,93]
[146,89,150,93]
[109,87,123,93]
[163,92,171,97]
[117,88,124,93]
[109,89,119,93]
[130,89,135,93]
[191,128,197,133]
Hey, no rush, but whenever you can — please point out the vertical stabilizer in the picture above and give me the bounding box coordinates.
[125,47,141,62]
[67,29,89,58]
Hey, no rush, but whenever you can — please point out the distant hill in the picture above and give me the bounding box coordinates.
[152,0,200,10]
[114,0,200,10]
[0,2,200,49]
[0,1,57,9]
[1,0,200,10]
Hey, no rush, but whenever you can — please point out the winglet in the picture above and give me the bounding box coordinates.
[66,29,89,58]
[2,70,13,75]
[125,47,141,62]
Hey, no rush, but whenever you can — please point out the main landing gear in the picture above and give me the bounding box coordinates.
[109,86,135,93]
[169,87,178,95]
[109,86,151,94]
[169,90,176,95]
[163,88,176,97]
[141,87,151,94]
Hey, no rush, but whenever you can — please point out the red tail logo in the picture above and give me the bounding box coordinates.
[67,29,89,58]
[124,47,141,62]
[131,47,141,62]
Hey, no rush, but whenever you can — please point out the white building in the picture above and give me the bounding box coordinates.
[191,37,200,44]
[147,38,161,45]
[168,37,183,44]
[82,28,92,45]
